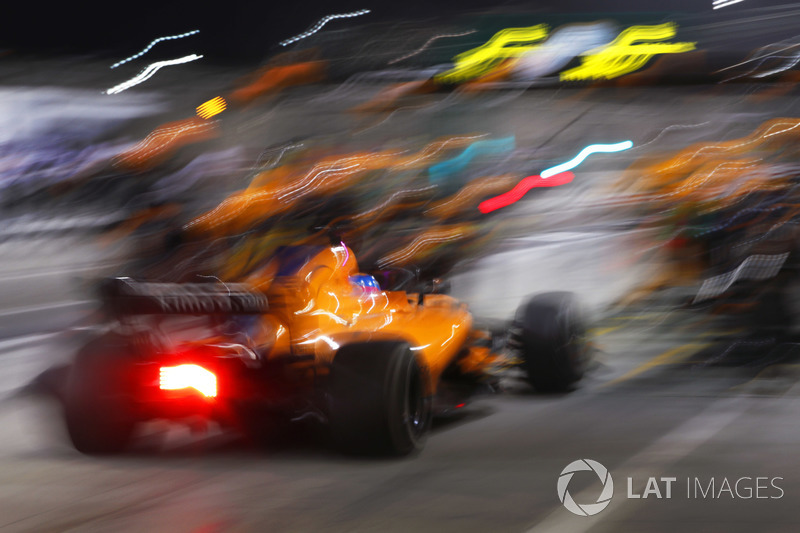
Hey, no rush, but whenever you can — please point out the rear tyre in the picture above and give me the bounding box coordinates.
[64,334,138,454]
[327,342,432,456]
[512,292,589,392]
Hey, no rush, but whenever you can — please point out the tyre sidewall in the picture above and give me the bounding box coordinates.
[514,292,588,392]
[64,334,138,454]
[327,342,432,456]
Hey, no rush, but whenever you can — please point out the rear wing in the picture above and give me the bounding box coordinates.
[99,277,269,315]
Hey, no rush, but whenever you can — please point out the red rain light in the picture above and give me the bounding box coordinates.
[159,364,217,398]
[478,171,574,214]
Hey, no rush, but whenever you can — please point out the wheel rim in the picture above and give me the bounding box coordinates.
[402,359,428,441]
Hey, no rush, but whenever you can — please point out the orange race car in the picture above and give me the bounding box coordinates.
[63,239,590,457]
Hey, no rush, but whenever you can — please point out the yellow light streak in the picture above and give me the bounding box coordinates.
[560,23,695,81]
[196,96,227,119]
[436,24,549,83]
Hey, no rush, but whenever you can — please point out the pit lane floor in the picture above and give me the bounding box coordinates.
[2,310,800,532]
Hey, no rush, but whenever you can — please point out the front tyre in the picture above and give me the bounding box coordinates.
[512,292,589,392]
[327,342,432,456]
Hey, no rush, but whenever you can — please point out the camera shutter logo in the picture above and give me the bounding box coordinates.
[558,459,614,516]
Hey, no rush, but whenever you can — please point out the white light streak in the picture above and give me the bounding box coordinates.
[388,30,477,65]
[752,52,800,78]
[540,141,633,178]
[713,0,746,9]
[106,54,203,94]
[279,9,370,47]
[694,253,788,303]
[297,335,341,350]
[716,40,800,73]
[111,30,200,69]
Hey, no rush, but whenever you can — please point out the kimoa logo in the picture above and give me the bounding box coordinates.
[558,459,614,516]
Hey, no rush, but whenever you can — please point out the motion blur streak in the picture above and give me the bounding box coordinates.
[655,160,761,201]
[279,9,371,47]
[388,30,477,65]
[436,24,549,83]
[642,118,800,180]
[428,136,515,182]
[196,96,227,119]
[394,135,487,170]
[184,151,403,234]
[230,61,327,104]
[376,225,477,268]
[713,0,746,9]
[350,187,434,225]
[717,40,800,73]
[105,54,203,94]
[694,253,789,303]
[751,52,800,79]
[350,79,437,113]
[541,141,633,178]
[114,117,219,169]
[110,30,200,69]
[560,23,695,81]
[474,140,633,214]
[720,42,800,82]
[426,175,518,219]
[512,22,618,81]
[478,172,575,214]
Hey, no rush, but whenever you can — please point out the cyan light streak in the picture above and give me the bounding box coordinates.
[540,140,633,178]
[429,136,515,183]
[110,30,200,69]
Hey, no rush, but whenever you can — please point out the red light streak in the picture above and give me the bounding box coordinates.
[478,171,574,214]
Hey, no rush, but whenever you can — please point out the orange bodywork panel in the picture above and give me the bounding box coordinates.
[457,346,499,375]
[251,244,474,394]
